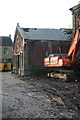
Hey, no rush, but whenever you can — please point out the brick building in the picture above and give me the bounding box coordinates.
[13,24,71,76]
[70,2,80,57]
[70,2,80,36]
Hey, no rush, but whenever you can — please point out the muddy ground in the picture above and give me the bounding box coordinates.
[2,72,80,119]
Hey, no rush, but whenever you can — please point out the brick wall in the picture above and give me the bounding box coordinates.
[13,28,24,75]
[24,40,70,75]
[13,29,71,76]
[28,41,46,67]
[14,29,23,53]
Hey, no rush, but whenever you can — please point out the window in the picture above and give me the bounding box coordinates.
[4,48,9,55]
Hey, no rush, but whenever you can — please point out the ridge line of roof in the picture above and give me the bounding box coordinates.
[70,3,80,11]
[16,26,71,41]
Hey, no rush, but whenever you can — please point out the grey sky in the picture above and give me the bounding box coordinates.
[0,0,79,41]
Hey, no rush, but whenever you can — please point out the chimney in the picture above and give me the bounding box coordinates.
[17,23,19,27]
[9,34,11,38]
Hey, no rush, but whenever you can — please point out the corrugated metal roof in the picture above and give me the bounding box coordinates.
[0,36,12,46]
[17,26,70,41]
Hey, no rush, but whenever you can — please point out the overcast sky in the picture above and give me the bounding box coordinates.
[0,0,79,41]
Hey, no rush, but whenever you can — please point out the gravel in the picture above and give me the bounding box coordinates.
[1,72,80,119]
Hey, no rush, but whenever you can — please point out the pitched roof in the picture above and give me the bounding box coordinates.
[70,3,80,11]
[0,36,12,46]
[16,26,70,41]
[25,29,69,41]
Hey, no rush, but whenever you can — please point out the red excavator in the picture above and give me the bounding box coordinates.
[44,27,80,80]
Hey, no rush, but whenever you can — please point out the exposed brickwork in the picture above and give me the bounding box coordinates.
[13,29,71,76]
[14,29,23,53]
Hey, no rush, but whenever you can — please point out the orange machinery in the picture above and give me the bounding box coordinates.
[44,27,80,79]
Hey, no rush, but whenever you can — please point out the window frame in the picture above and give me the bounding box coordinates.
[4,48,9,55]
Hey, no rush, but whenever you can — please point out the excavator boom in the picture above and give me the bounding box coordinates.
[68,27,80,63]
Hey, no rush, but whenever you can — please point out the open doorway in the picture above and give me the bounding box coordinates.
[18,55,19,71]
[16,55,19,74]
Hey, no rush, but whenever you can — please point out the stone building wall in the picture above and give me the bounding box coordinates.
[72,4,80,36]
[0,46,13,60]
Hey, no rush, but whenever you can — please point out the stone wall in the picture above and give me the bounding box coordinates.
[0,46,13,60]
[72,5,80,36]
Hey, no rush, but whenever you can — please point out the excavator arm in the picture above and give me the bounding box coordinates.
[68,27,80,63]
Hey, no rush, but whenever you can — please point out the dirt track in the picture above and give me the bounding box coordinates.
[2,72,80,119]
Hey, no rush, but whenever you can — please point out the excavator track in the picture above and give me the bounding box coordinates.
[47,69,80,81]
